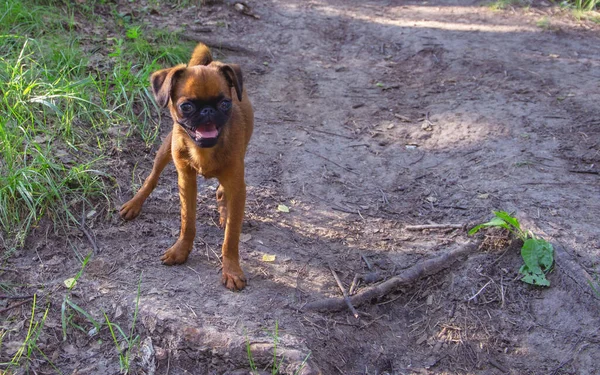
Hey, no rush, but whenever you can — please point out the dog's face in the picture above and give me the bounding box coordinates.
[151,64,243,148]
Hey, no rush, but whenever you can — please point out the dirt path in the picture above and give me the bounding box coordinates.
[7,0,600,374]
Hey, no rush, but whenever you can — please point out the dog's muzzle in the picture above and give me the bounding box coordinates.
[178,121,221,148]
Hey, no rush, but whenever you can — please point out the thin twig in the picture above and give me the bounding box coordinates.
[328,262,359,319]
[360,252,373,271]
[0,295,34,300]
[405,223,464,231]
[0,299,32,314]
[424,111,434,127]
[467,280,492,302]
[298,126,355,140]
[568,169,599,175]
[80,208,99,253]
[349,274,360,295]
[166,349,171,375]
[306,150,359,175]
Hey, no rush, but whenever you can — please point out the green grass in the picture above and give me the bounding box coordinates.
[488,0,598,11]
[0,0,197,372]
[104,272,143,373]
[488,0,526,11]
[0,0,194,253]
[536,16,551,29]
[0,294,59,374]
[572,8,600,22]
[245,321,311,375]
[568,0,599,11]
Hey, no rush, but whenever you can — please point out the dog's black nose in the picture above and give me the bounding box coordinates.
[200,107,216,117]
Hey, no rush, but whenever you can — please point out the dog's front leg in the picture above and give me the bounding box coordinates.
[120,131,173,220]
[160,165,197,265]
[218,166,247,291]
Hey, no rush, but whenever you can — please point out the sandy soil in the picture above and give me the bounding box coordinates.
[3,0,600,374]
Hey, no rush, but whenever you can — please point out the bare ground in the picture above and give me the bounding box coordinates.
[2,0,600,374]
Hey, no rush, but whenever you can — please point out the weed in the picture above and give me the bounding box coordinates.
[470,211,554,286]
[58,256,143,373]
[104,272,143,373]
[513,161,531,168]
[572,8,600,22]
[61,252,100,340]
[590,278,600,298]
[126,25,142,40]
[245,334,258,373]
[0,295,60,373]
[536,16,551,29]
[488,0,525,11]
[568,0,599,11]
[245,321,311,375]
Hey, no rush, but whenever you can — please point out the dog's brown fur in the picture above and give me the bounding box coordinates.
[120,43,253,291]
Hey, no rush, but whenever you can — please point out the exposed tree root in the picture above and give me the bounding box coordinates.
[304,241,480,313]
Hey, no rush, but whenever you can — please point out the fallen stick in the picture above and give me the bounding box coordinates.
[405,223,464,231]
[306,150,359,175]
[0,299,32,314]
[349,273,360,295]
[304,241,479,312]
[360,252,373,270]
[80,210,99,253]
[0,295,34,300]
[328,263,359,319]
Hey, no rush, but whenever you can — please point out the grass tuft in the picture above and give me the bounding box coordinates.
[0,0,194,253]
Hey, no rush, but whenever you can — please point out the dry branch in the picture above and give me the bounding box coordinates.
[405,223,464,231]
[304,241,479,312]
[328,263,359,319]
[0,298,32,314]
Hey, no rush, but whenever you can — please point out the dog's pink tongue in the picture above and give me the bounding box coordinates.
[195,124,218,138]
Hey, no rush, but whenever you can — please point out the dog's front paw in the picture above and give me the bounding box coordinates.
[160,241,192,265]
[120,199,143,221]
[221,260,246,291]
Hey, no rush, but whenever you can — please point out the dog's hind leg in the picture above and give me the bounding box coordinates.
[120,131,173,220]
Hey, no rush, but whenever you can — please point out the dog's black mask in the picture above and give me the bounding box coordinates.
[176,96,233,148]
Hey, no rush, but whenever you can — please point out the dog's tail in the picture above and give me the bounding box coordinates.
[189,43,213,66]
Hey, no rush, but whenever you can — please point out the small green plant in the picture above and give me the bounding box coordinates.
[245,321,311,375]
[104,272,143,373]
[245,334,258,373]
[1,295,58,373]
[61,252,101,340]
[470,211,554,286]
[488,0,523,11]
[563,0,599,11]
[125,25,141,40]
[536,16,551,29]
[108,37,124,57]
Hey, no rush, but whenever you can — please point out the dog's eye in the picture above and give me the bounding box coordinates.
[219,100,232,112]
[179,102,195,114]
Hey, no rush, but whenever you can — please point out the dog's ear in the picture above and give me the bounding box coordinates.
[219,64,243,102]
[150,64,187,108]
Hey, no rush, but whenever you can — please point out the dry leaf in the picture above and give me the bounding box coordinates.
[64,277,77,289]
[262,254,276,262]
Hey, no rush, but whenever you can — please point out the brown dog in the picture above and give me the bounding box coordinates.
[119,43,253,291]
